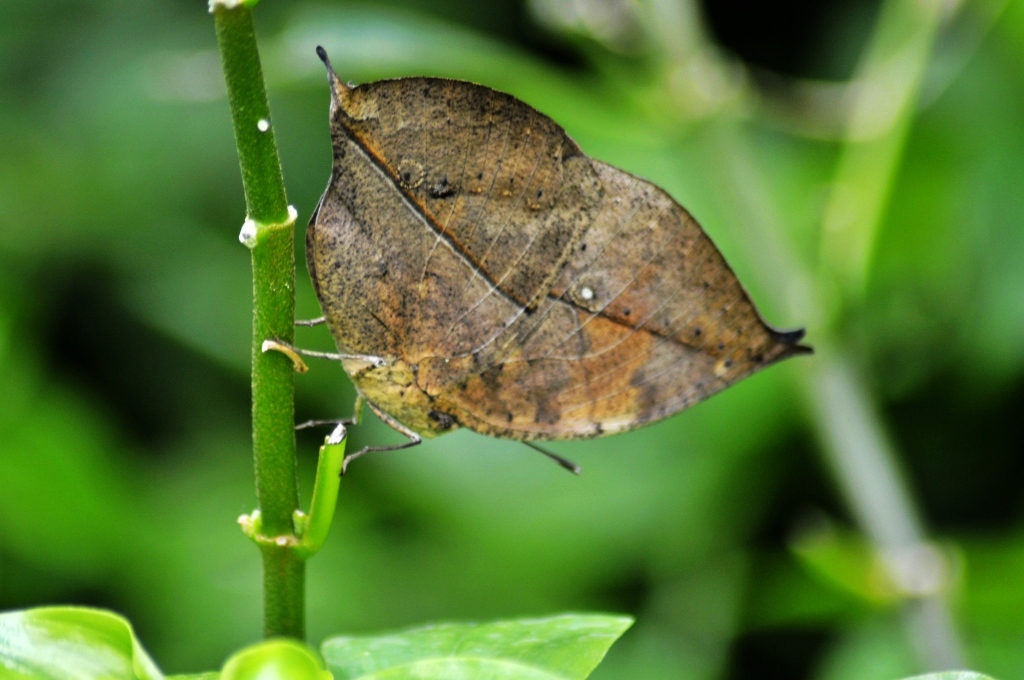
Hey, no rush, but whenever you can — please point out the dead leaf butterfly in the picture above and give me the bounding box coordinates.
[303,47,811,472]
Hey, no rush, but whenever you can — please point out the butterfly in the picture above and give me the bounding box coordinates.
[298,47,810,473]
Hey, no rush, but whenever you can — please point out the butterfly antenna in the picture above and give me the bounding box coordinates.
[315,45,331,69]
[315,46,348,101]
[522,441,581,475]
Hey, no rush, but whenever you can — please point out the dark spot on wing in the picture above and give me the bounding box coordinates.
[480,364,503,391]
[428,175,456,199]
[534,397,561,425]
[630,366,660,416]
[428,410,456,430]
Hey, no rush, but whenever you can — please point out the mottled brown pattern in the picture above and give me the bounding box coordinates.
[306,57,811,442]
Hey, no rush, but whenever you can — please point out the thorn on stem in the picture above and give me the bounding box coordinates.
[262,339,309,373]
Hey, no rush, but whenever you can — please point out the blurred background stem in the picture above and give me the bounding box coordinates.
[712,110,966,674]
[802,351,963,670]
[818,0,950,298]
[691,0,966,669]
[213,2,304,640]
[808,0,963,668]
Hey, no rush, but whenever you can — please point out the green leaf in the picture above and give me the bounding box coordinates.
[900,674,996,680]
[0,609,334,680]
[791,519,900,607]
[220,639,331,680]
[0,607,163,680]
[321,614,632,680]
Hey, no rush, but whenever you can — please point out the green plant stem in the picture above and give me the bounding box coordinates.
[295,430,347,559]
[213,3,304,640]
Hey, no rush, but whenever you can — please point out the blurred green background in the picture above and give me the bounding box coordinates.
[1,0,1023,678]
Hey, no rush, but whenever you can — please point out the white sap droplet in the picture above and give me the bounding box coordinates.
[580,286,595,301]
[275,536,289,546]
[327,424,347,445]
[208,0,246,11]
[257,118,270,132]
[238,218,258,249]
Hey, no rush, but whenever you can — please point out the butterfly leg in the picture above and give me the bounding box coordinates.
[296,394,364,431]
[521,441,581,475]
[295,316,326,327]
[341,401,422,474]
[262,338,385,369]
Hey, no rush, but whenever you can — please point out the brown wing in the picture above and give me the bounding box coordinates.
[309,74,807,441]
[328,77,602,359]
[419,161,809,440]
